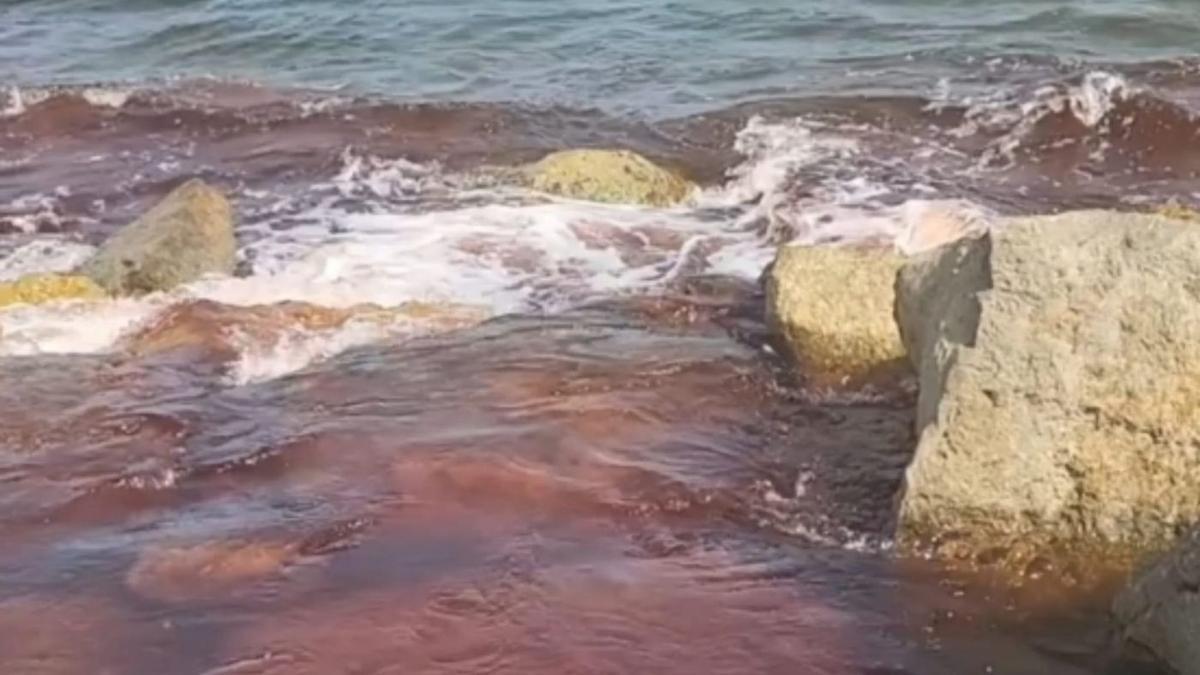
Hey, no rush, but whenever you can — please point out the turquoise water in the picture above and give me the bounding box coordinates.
[5,0,1200,115]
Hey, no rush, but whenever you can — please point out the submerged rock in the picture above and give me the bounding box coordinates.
[895,211,1200,566]
[122,299,489,360]
[126,539,295,603]
[79,179,235,295]
[526,149,695,207]
[765,244,908,386]
[1114,528,1200,675]
[0,273,106,309]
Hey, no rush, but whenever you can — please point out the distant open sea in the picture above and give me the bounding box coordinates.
[5,0,1200,116]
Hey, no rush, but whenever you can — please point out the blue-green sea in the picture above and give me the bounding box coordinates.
[6,0,1200,115]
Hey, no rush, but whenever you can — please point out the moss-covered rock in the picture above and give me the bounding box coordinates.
[0,273,107,309]
[765,244,908,386]
[79,179,236,295]
[526,149,695,207]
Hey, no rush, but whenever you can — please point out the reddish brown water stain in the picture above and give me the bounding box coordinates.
[0,289,1147,674]
[6,76,1200,248]
[1,75,1184,672]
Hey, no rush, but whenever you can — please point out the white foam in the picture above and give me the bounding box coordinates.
[224,320,391,386]
[893,199,994,255]
[953,70,1133,169]
[0,297,164,357]
[0,117,983,375]
[0,84,131,118]
[1,192,64,234]
[0,239,97,282]
[699,116,970,250]
[697,115,867,242]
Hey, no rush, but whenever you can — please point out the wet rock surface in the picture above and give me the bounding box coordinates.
[525,149,696,207]
[1115,527,1200,675]
[895,212,1200,567]
[79,179,235,295]
[766,244,908,387]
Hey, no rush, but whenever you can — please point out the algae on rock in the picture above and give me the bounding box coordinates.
[526,149,695,207]
[79,179,236,295]
[0,274,107,309]
[765,244,908,386]
[894,212,1200,566]
[1153,201,1200,224]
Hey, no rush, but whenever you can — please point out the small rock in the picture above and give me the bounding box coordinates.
[79,179,235,295]
[765,244,908,386]
[526,149,695,207]
[126,539,295,603]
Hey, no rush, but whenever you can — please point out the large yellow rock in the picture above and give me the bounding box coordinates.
[527,149,695,207]
[0,273,107,309]
[765,245,907,385]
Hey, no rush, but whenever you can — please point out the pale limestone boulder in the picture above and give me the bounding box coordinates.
[80,179,235,295]
[766,244,908,386]
[895,211,1200,564]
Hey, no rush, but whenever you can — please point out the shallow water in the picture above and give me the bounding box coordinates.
[2,1,1196,673]
[0,293,1147,674]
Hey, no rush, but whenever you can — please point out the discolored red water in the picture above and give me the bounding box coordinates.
[0,287,1152,674]
[0,73,1185,673]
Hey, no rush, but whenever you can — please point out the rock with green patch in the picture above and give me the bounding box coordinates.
[79,179,235,295]
[895,211,1200,566]
[765,244,908,386]
[526,149,695,207]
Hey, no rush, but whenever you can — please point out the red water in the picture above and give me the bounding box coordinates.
[0,77,1183,673]
[0,288,1149,674]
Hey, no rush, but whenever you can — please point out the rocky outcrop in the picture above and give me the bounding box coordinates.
[894,211,1200,565]
[0,273,107,309]
[1114,528,1200,675]
[79,179,235,295]
[526,149,695,207]
[765,244,908,386]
